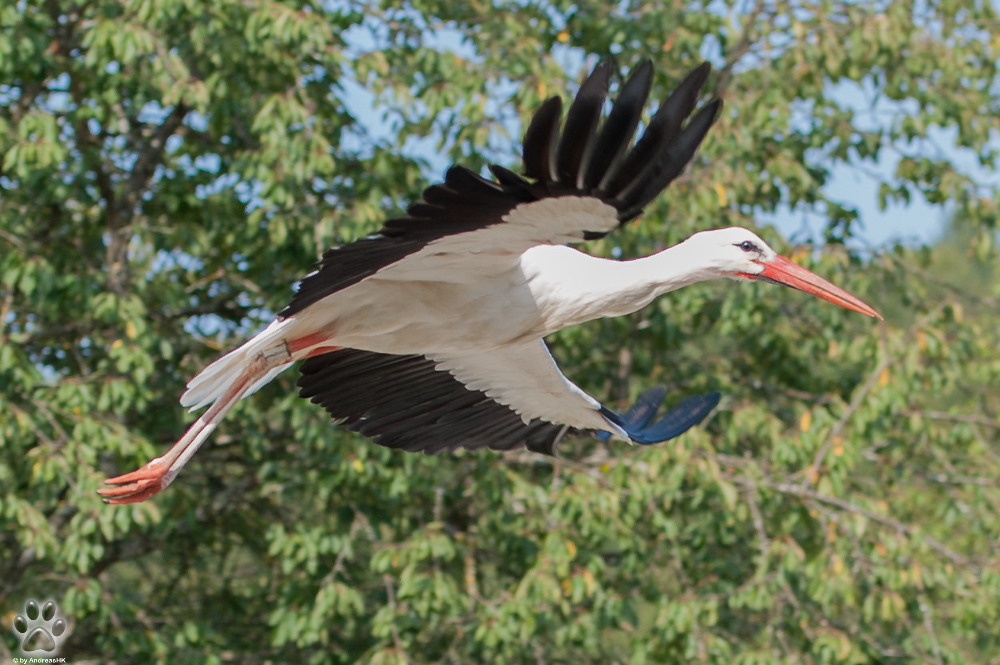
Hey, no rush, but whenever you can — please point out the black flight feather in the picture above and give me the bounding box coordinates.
[617,99,723,221]
[299,348,716,456]
[556,60,612,188]
[522,96,563,182]
[604,62,712,207]
[585,59,654,190]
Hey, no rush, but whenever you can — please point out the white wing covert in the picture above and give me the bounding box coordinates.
[430,341,626,435]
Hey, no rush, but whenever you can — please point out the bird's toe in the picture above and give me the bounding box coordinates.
[99,459,169,503]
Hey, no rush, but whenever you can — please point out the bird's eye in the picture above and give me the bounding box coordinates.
[738,240,758,253]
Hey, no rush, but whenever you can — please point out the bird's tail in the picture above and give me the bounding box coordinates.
[180,319,295,411]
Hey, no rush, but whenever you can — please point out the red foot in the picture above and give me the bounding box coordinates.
[98,459,169,504]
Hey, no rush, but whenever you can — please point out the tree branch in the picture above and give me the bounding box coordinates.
[801,302,947,489]
[919,595,945,665]
[382,573,415,664]
[923,472,1000,488]
[123,101,189,205]
[743,482,771,556]
[906,410,1000,430]
[729,475,976,571]
[799,352,891,489]
[713,0,769,98]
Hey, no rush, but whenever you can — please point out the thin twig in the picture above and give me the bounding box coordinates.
[743,482,771,556]
[919,595,945,665]
[349,502,377,541]
[897,260,1000,309]
[923,473,1000,488]
[322,518,362,586]
[801,302,947,489]
[905,410,1000,430]
[433,486,444,523]
[730,475,975,570]
[799,354,891,489]
[502,449,614,489]
[382,574,414,664]
[714,0,768,97]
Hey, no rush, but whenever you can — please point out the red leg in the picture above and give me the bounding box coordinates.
[288,332,339,355]
[100,334,339,504]
[100,356,262,504]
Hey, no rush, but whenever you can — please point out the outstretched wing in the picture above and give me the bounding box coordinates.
[296,342,718,456]
[280,60,721,318]
[296,341,618,455]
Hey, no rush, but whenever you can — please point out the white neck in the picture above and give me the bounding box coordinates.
[605,241,722,313]
[522,239,722,333]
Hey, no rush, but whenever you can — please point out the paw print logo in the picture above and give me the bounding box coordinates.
[11,600,67,654]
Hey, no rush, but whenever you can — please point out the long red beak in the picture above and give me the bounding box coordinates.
[745,255,882,320]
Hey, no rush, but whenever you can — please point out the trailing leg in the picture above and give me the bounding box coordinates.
[99,334,338,504]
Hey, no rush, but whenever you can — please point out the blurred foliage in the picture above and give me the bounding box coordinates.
[2,0,1000,663]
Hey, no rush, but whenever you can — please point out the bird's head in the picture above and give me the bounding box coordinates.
[689,227,882,319]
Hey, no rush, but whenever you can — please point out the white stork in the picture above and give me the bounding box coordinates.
[100,60,880,504]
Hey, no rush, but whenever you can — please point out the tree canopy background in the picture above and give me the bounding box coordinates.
[3,0,1000,663]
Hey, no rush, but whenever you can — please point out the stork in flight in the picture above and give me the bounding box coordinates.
[100,59,880,504]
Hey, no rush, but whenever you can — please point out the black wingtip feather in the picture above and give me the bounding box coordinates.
[522,96,563,181]
[489,164,528,188]
[488,164,534,201]
[556,60,613,188]
[445,166,507,197]
[617,98,722,221]
[606,62,714,205]
[585,59,654,190]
